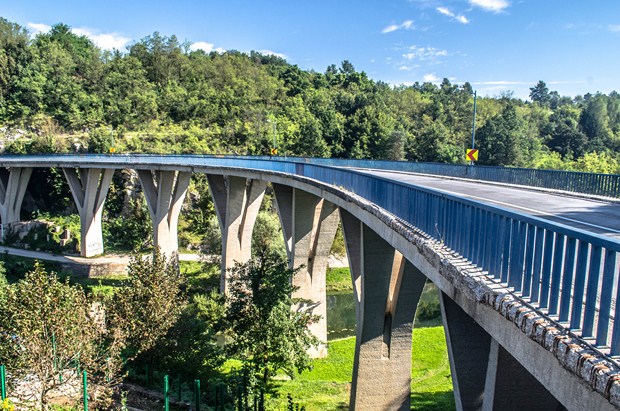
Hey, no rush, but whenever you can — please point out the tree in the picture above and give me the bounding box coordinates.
[109,250,186,356]
[223,252,319,389]
[0,263,99,410]
[475,104,525,166]
[529,80,550,106]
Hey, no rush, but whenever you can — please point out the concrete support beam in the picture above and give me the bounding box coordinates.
[483,339,565,411]
[273,184,340,358]
[63,168,114,257]
[341,209,426,411]
[207,174,266,293]
[137,169,191,260]
[440,291,491,411]
[0,167,32,228]
[440,291,565,411]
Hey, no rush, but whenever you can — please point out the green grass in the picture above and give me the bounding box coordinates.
[326,267,352,293]
[267,326,454,410]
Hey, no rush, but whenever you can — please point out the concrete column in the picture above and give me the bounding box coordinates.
[207,174,266,293]
[63,168,114,257]
[137,169,191,260]
[341,209,426,411]
[483,339,565,411]
[439,291,491,411]
[273,184,340,358]
[0,167,32,228]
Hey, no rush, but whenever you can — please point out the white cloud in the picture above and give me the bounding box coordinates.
[27,22,51,35]
[472,80,529,85]
[436,7,469,24]
[437,7,451,16]
[190,42,215,52]
[257,49,288,60]
[28,23,130,50]
[609,24,620,32]
[468,0,510,13]
[72,27,130,50]
[403,45,448,61]
[382,20,415,33]
[423,73,440,82]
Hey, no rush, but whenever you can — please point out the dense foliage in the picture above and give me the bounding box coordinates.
[1,18,620,170]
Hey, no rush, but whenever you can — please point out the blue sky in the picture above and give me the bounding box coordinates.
[3,0,620,99]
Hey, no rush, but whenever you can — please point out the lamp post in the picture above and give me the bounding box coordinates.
[267,118,277,155]
[470,90,477,165]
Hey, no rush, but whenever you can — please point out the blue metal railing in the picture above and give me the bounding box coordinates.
[275,157,620,199]
[2,154,620,355]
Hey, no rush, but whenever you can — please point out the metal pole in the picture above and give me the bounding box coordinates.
[194,379,201,411]
[82,370,88,411]
[164,375,169,411]
[1,365,6,400]
[471,90,477,150]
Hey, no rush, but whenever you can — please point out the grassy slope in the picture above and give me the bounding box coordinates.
[272,326,455,410]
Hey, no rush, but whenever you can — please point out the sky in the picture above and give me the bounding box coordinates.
[3,0,620,100]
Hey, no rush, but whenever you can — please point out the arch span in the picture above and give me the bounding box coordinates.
[1,154,619,410]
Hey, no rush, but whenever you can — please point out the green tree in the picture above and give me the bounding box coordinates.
[0,263,100,410]
[223,252,319,389]
[476,104,525,166]
[529,80,550,106]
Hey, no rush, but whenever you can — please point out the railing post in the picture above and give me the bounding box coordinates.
[82,370,88,411]
[194,379,201,411]
[164,375,169,411]
[1,364,6,400]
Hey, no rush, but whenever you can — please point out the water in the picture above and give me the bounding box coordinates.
[326,292,356,340]
[326,283,442,340]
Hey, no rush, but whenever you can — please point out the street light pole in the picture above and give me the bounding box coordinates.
[471,90,477,151]
[470,90,477,165]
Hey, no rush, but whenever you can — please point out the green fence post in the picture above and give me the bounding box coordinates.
[164,375,169,411]
[194,379,201,411]
[82,370,88,411]
[1,365,6,400]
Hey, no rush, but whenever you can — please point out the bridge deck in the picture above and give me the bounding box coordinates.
[358,169,620,240]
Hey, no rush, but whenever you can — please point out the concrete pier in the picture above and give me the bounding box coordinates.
[207,174,266,293]
[137,169,191,260]
[273,184,340,358]
[341,209,426,411]
[63,168,114,257]
[0,167,32,229]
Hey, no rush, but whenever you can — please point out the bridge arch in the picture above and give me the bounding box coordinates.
[1,155,619,410]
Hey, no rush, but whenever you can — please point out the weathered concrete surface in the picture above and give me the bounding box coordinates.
[138,169,191,260]
[483,339,565,411]
[0,167,32,228]
[341,209,426,411]
[207,174,266,293]
[273,185,339,358]
[63,168,114,257]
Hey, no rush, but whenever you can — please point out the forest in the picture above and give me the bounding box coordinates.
[1,18,620,172]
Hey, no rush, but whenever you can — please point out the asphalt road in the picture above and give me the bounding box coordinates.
[356,169,620,241]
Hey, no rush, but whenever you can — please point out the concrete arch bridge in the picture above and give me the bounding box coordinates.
[1,154,620,411]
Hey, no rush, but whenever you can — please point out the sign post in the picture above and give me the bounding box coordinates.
[466,148,479,162]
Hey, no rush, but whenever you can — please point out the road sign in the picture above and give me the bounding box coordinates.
[466,148,478,162]
[270,148,278,155]
[109,147,116,153]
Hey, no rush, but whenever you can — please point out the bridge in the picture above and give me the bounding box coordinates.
[1,154,620,410]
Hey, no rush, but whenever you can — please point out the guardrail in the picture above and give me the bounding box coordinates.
[279,157,620,199]
[2,154,620,356]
